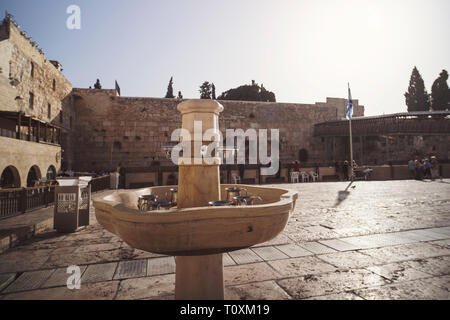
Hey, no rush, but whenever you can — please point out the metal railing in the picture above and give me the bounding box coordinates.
[0,175,111,220]
[89,175,110,193]
[0,185,55,220]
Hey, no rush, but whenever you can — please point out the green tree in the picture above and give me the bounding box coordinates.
[431,70,450,111]
[211,83,216,99]
[217,80,276,102]
[404,67,430,112]
[199,81,212,99]
[177,91,183,99]
[165,77,175,98]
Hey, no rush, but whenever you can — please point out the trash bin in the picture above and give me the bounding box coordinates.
[54,177,92,233]
[110,172,120,189]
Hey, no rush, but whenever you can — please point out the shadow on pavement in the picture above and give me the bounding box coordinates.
[334,181,354,207]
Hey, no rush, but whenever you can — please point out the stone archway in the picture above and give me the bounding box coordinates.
[298,148,309,163]
[26,165,42,187]
[0,166,21,188]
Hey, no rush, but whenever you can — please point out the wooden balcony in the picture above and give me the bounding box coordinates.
[0,111,61,145]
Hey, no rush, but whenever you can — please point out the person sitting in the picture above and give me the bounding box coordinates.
[292,160,300,172]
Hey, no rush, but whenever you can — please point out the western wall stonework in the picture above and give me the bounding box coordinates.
[70,88,364,172]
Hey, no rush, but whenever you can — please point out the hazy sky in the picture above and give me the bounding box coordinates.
[1,0,449,116]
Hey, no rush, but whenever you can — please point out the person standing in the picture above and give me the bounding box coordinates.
[424,159,432,179]
[408,159,415,179]
[430,156,441,180]
[343,160,349,181]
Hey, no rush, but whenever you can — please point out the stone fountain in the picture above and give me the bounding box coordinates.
[93,99,298,299]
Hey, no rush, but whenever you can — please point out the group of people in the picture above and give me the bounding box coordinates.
[408,156,441,180]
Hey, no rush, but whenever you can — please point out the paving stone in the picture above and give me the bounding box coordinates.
[252,234,292,247]
[338,236,385,249]
[73,242,122,254]
[275,244,314,258]
[401,256,450,276]
[277,269,389,299]
[147,257,175,276]
[3,269,55,293]
[115,274,175,300]
[298,242,337,255]
[224,262,280,286]
[317,251,384,269]
[418,275,450,292]
[223,253,236,266]
[379,233,419,245]
[0,273,16,292]
[81,262,118,283]
[428,239,450,249]
[42,265,87,288]
[318,239,362,251]
[425,227,450,237]
[355,279,450,300]
[304,292,364,300]
[366,262,432,282]
[268,256,337,277]
[1,280,120,300]
[229,249,263,265]
[359,243,450,264]
[225,280,292,300]
[113,260,147,280]
[396,230,441,242]
[251,246,289,261]
[0,254,50,274]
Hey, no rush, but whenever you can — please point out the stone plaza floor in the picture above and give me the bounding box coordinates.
[0,179,449,300]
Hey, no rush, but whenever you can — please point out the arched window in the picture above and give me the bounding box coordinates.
[46,165,56,180]
[0,166,21,188]
[26,165,42,187]
[298,149,309,163]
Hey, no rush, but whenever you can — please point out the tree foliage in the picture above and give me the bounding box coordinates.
[217,80,276,102]
[165,77,175,98]
[177,91,183,99]
[404,67,430,112]
[431,69,450,111]
[199,81,213,99]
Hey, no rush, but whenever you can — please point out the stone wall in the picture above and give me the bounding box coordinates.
[70,88,364,172]
[0,17,75,171]
[0,18,72,121]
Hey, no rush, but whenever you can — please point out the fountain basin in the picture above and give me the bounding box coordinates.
[93,184,298,256]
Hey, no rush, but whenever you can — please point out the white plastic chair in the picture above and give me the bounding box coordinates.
[290,171,300,183]
[231,173,241,184]
[300,171,309,183]
[309,171,319,182]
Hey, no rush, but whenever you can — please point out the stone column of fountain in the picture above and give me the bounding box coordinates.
[175,99,224,300]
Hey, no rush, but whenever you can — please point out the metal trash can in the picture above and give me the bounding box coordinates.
[110,172,120,190]
[54,177,92,233]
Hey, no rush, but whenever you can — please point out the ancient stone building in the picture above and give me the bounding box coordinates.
[70,88,364,172]
[0,15,73,187]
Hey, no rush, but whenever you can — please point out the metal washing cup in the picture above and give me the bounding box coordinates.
[137,194,158,211]
[225,187,247,203]
[169,188,178,206]
[149,201,173,211]
[233,195,263,206]
[208,200,234,206]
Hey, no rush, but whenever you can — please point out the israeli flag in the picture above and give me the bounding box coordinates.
[346,84,353,120]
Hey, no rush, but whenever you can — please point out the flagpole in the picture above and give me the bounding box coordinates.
[348,83,354,181]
